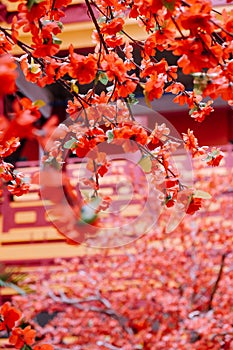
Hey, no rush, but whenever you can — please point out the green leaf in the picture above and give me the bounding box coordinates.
[162,0,175,11]
[30,64,41,74]
[70,80,79,94]
[138,155,152,173]
[99,72,109,86]
[27,0,44,10]
[57,21,63,30]
[43,156,63,170]
[63,137,77,149]
[27,0,34,10]
[205,155,213,162]
[189,106,198,115]
[42,19,51,26]
[193,73,208,95]
[33,100,45,108]
[210,148,220,157]
[97,16,107,24]
[52,34,62,45]
[21,345,33,350]
[143,90,152,109]
[106,130,114,143]
[80,197,101,224]
[193,190,212,200]
[127,93,139,105]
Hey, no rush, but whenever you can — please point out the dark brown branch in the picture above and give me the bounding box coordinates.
[0,26,33,54]
[210,19,233,38]
[211,8,222,16]
[85,0,109,54]
[171,16,186,39]
[207,253,227,311]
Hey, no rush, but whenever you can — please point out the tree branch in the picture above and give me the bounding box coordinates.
[48,290,134,335]
[207,253,227,311]
[84,0,109,54]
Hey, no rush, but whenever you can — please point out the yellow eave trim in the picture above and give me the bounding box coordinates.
[1,19,147,54]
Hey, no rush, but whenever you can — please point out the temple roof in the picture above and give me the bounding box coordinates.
[1,0,233,54]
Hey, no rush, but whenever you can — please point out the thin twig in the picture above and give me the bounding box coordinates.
[85,0,109,54]
[138,144,178,178]
[171,16,186,39]
[207,253,227,311]
[210,19,233,38]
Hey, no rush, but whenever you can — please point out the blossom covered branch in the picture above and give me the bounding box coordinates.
[0,0,231,217]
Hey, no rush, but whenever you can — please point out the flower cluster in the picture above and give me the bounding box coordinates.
[0,137,30,196]
[0,0,230,225]
[1,0,232,111]
[0,302,53,350]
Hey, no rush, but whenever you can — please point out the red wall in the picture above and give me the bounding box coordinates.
[164,107,233,146]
